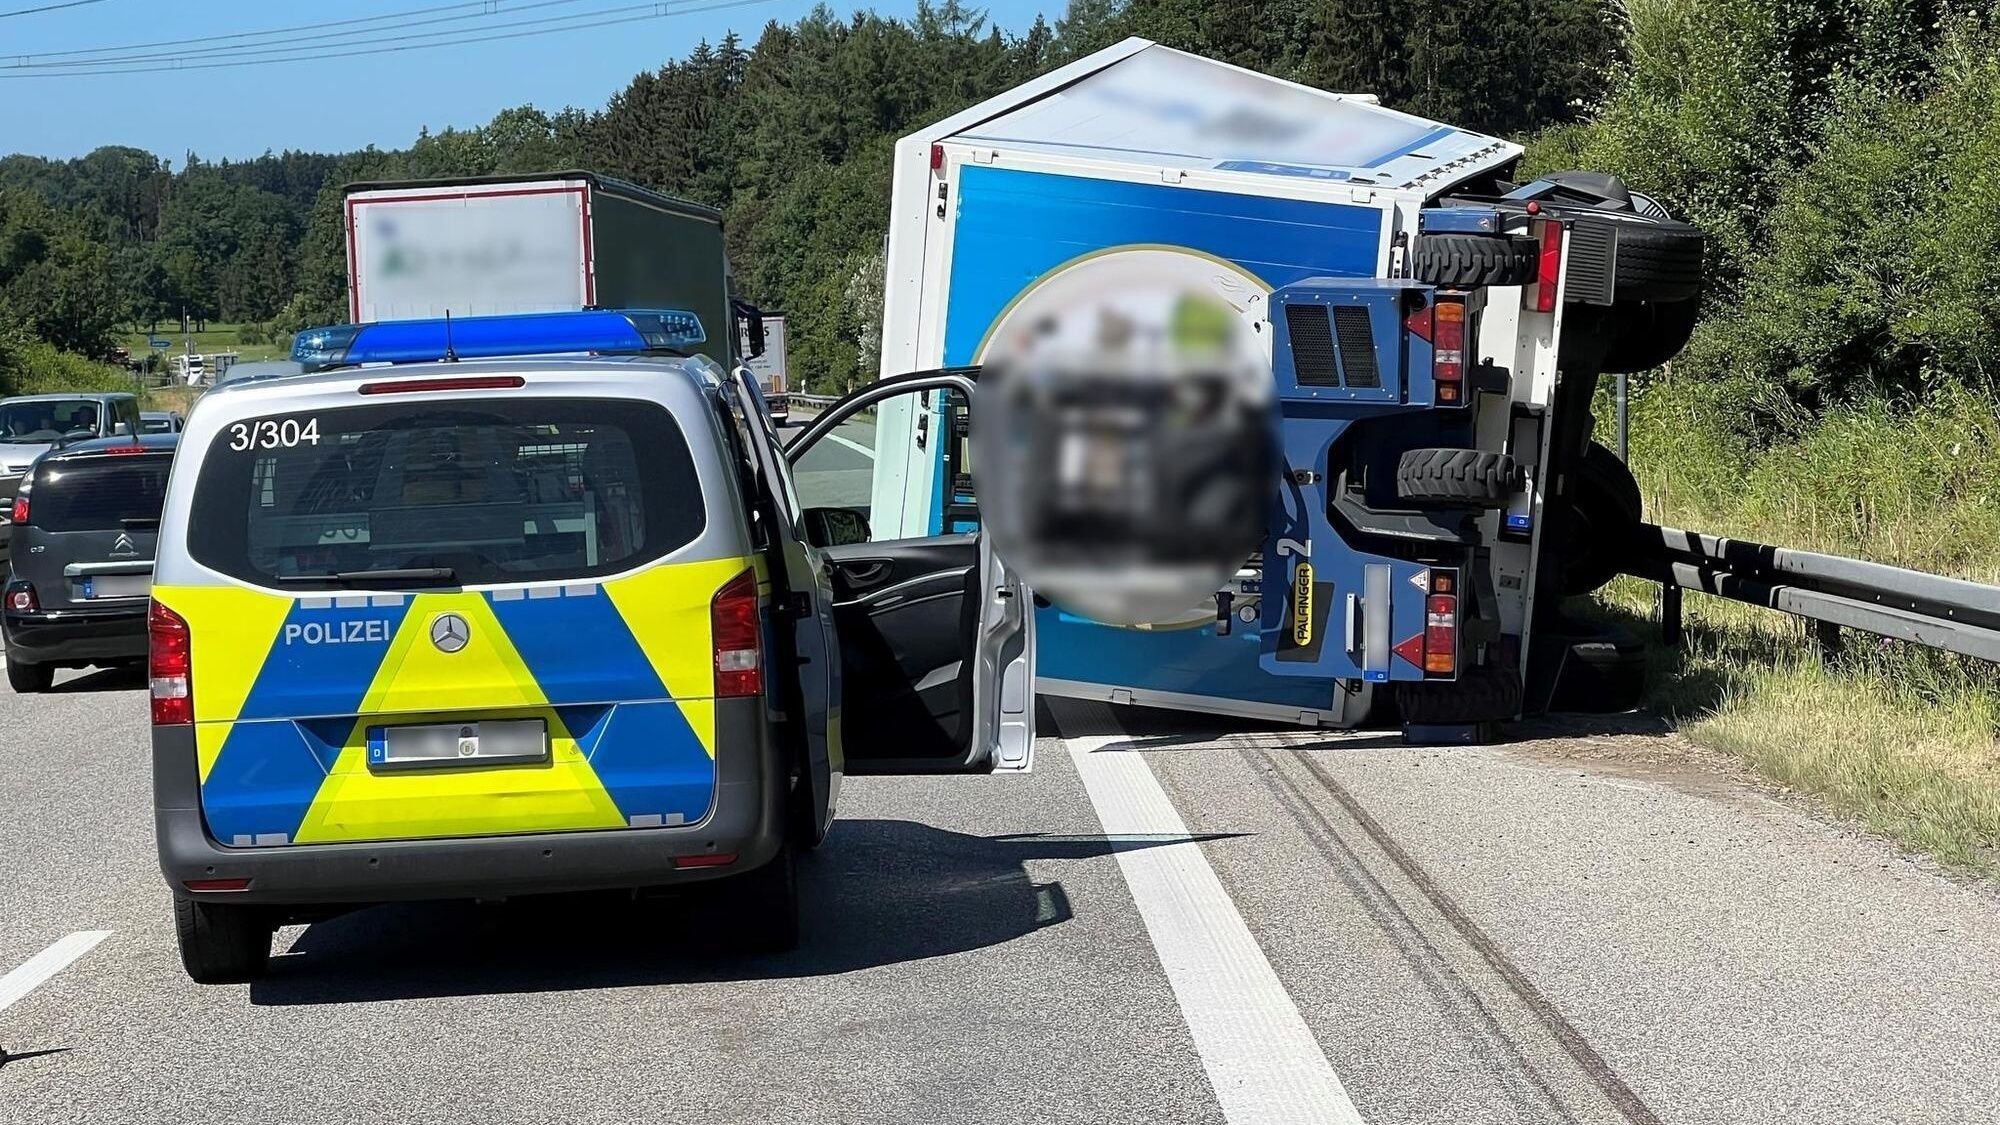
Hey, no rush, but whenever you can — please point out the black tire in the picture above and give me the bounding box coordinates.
[1411,234,1540,288]
[1598,298,1701,374]
[174,898,273,984]
[1396,448,1519,507]
[6,657,53,693]
[1558,443,1643,597]
[1563,211,1704,303]
[725,843,800,954]
[1393,665,1523,725]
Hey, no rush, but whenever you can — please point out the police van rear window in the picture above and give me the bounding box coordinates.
[188,399,705,587]
[30,456,172,532]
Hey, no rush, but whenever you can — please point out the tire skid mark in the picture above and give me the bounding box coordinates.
[1275,747,1666,1125]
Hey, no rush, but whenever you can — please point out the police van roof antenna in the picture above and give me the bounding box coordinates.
[443,309,459,363]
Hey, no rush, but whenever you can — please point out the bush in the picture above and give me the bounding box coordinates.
[0,331,136,396]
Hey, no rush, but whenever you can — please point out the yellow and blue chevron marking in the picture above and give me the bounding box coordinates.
[157,556,756,847]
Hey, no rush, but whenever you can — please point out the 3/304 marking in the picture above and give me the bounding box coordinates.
[229,418,320,451]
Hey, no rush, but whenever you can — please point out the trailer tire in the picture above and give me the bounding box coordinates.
[1396,448,1519,507]
[1393,665,1522,725]
[1598,298,1700,374]
[1558,442,1642,596]
[1411,234,1540,288]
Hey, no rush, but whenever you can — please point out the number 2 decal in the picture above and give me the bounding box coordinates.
[229,417,320,451]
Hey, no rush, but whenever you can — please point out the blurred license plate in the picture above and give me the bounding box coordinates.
[81,574,149,599]
[370,719,549,770]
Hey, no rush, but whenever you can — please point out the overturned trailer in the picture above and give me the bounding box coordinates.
[867,39,1702,733]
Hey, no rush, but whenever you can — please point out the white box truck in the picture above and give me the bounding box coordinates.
[342,171,747,366]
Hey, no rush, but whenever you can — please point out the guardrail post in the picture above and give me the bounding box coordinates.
[1659,583,1683,649]
[1811,619,1843,662]
[1615,373,1630,463]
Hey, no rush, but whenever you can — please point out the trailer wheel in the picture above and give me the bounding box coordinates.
[1558,442,1642,596]
[1411,234,1540,288]
[1599,298,1700,374]
[1393,665,1522,725]
[1396,448,1520,507]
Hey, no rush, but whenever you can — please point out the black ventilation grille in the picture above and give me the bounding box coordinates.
[1332,306,1379,388]
[1285,304,1338,387]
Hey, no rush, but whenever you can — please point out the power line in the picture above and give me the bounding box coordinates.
[0,0,106,18]
[7,0,598,70]
[0,0,774,77]
[8,0,528,60]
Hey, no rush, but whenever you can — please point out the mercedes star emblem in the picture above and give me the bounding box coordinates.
[430,612,471,654]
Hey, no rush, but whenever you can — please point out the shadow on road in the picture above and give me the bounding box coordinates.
[250,818,1232,1007]
[52,664,145,693]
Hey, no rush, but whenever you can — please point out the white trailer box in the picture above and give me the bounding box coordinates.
[873,39,1532,724]
[343,171,738,365]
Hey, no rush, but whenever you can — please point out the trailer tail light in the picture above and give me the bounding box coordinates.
[1534,220,1563,313]
[1423,570,1459,677]
[711,568,763,698]
[149,599,193,725]
[1433,296,1466,404]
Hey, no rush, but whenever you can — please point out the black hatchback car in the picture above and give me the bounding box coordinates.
[3,434,176,692]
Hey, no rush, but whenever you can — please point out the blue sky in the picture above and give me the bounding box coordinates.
[0,0,1058,162]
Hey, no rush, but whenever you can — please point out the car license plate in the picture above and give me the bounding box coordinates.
[81,574,149,599]
[369,719,549,770]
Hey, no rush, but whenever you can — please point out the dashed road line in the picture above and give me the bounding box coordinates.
[0,931,111,1014]
[828,432,875,459]
[1057,701,1366,1125]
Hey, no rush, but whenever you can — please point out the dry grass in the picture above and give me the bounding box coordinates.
[1606,381,2000,871]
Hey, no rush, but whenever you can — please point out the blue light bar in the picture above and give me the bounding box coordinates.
[292,308,707,372]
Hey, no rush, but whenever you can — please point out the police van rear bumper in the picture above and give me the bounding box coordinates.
[152,699,788,906]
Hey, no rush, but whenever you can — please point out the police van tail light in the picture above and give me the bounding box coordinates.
[1423,572,1459,677]
[711,569,763,698]
[5,580,36,612]
[149,599,193,726]
[8,495,26,525]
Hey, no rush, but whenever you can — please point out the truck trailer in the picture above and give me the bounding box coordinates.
[870,39,1703,733]
[342,171,749,368]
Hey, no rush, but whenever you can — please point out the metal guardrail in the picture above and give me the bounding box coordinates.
[1622,524,2000,661]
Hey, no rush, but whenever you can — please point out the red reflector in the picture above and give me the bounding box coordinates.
[149,598,193,726]
[1403,303,1434,343]
[675,853,738,869]
[1424,593,1458,676]
[1392,633,1426,669]
[1535,220,1562,313]
[359,375,526,395]
[8,495,26,525]
[930,143,944,171]
[183,877,250,892]
[711,568,763,698]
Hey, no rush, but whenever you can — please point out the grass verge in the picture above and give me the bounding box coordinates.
[1606,378,2000,872]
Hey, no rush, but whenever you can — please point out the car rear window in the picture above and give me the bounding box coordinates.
[29,456,172,532]
[187,399,707,587]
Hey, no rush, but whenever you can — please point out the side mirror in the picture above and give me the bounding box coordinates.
[803,506,870,548]
[733,298,767,361]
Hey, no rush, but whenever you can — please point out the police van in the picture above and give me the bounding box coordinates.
[151,308,1033,983]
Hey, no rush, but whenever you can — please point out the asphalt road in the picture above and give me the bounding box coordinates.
[4,665,1999,1125]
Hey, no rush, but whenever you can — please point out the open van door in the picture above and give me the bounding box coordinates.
[786,371,1034,773]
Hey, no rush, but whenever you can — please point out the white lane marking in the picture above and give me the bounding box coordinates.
[0,931,111,1013]
[1063,719,1365,1125]
[829,432,875,459]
